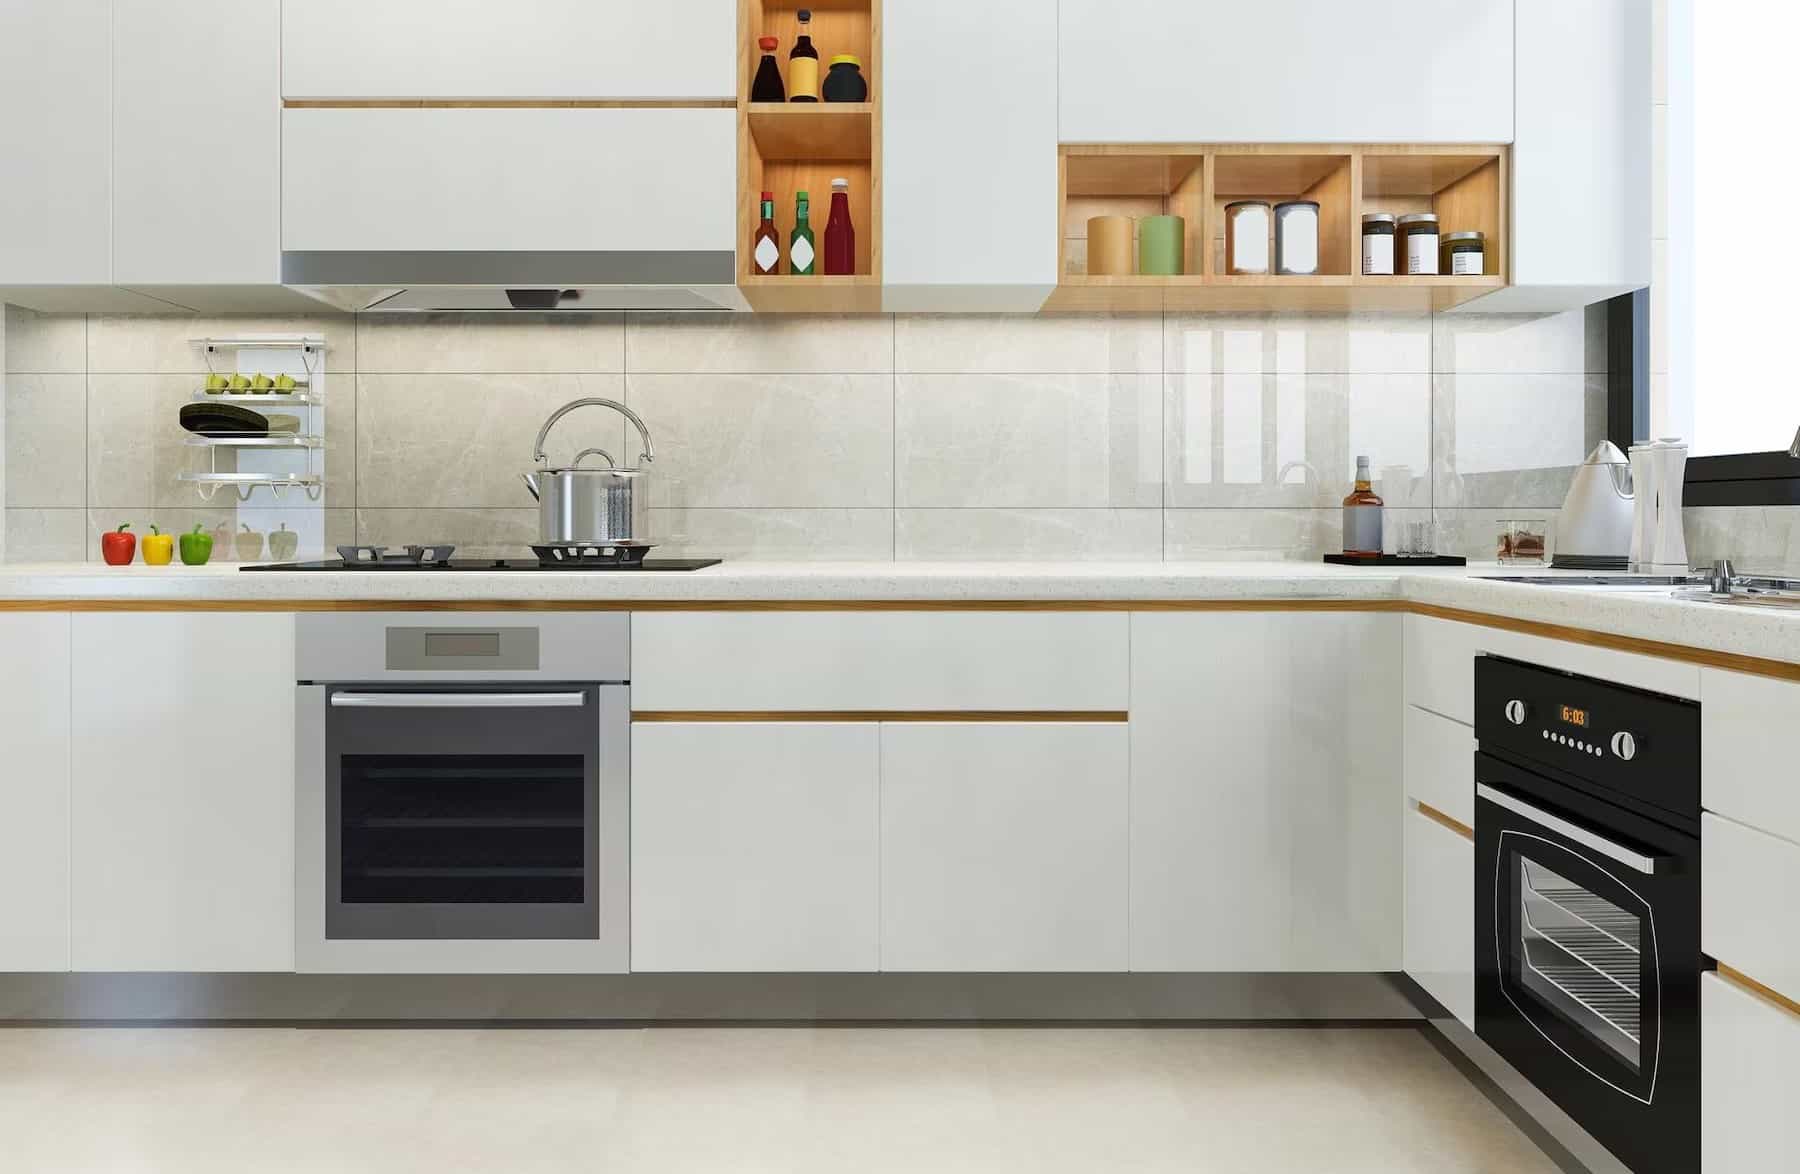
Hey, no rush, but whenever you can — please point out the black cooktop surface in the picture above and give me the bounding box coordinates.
[242,559,723,572]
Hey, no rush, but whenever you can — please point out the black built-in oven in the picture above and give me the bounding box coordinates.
[1474,655,1700,1174]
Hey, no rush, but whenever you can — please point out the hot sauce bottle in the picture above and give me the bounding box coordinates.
[752,190,780,276]
[823,177,855,276]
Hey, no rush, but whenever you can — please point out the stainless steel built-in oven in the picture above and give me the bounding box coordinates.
[1474,656,1701,1174]
[295,613,629,973]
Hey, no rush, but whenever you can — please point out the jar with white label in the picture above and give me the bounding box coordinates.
[1398,213,1440,275]
[1361,213,1396,275]
[1224,201,1272,275]
[1442,231,1486,276]
[1274,201,1320,275]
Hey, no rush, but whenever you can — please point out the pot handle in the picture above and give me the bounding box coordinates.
[532,398,656,467]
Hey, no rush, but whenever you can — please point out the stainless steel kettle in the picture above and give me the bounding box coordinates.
[521,398,656,548]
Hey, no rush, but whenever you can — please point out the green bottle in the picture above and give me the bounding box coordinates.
[788,191,816,276]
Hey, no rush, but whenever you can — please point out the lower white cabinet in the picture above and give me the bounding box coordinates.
[1403,803,1475,1029]
[0,615,72,971]
[1702,971,1800,1171]
[1130,613,1402,971]
[879,723,1128,972]
[69,614,296,972]
[630,723,880,972]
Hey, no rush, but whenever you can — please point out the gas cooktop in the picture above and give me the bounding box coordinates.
[243,558,721,572]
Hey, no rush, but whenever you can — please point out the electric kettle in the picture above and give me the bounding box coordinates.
[1552,441,1634,569]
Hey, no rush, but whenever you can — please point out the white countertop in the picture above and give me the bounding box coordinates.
[2,560,1795,667]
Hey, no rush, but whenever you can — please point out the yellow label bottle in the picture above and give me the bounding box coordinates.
[788,8,820,101]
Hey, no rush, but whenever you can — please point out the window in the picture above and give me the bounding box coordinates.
[1659,0,1800,504]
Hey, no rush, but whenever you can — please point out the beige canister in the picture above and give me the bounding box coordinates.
[1086,215,1134,276]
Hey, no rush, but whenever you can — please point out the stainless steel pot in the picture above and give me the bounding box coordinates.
[520,398,656,548]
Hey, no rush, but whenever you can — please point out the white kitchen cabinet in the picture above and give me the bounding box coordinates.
[0,615,72,972]
[1701,668,1800,846]
[631,723,880,972]
[1130,612,1402,971]
[1462,0,1651,312]
[69,614,296,972]
[1404,802,1475,1028]
[1403,703,1476,829]
[1701,812,1800,1008]
[281,0,734,100]
[882,0,1057,310]
[1058,1,1513,144]
[1702,971,1800,1172]
[879,723,1128,972]
[282,108,736,255]
[0,0,111,285]
[631,612,1128,713]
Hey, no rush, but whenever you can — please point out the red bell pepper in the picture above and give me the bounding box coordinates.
[101,523,136,566]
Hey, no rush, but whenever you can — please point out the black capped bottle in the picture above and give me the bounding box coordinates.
[788,9,820,102]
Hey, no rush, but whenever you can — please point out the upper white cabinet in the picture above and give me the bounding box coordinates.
[883,0,1058,309]
[113,0,281,286]
[1467,0,1650,311]
[0,0,111,285]
[281,0,735,100]
[0,616,73,972]
[1058,1,1513,144]
[69,614,297,972]
[1130,612,1403,971]
[282,108,736,254]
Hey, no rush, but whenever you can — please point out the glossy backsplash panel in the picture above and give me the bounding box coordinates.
[3,304,1610,563]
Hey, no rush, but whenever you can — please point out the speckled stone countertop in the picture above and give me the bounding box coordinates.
[0,561,1795,668]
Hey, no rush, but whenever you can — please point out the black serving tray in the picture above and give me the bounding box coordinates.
[1322,554,1467,567]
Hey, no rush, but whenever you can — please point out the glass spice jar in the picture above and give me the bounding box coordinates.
[1361,213,1396,275]
[1442,231,1486,276]
[1398,213,1440,275]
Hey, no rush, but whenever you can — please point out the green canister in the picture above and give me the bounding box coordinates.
[1137,215,1186,276]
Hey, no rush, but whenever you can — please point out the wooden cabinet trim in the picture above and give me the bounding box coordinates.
[634,711,1127,723]
[1717,963,1800,1020]
[1415,801,1475,842]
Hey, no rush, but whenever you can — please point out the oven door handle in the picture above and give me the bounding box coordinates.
[329,691,587,709]
[1476,783,1671,875]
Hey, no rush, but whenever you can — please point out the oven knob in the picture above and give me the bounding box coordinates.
[1610,731,1638,761]
[1504,699,1528,726]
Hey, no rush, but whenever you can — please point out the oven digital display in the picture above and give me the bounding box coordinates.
[1559,705,1590,728]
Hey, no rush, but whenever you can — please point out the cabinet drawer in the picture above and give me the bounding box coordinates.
[282,108,735,254]
[1703,669,1800,844]
[1702,812,1800,1006]
[1703,971,1800,1172]
[631,613,1129,712]
[1405,616,1486,725]
[1404,803,1474,1029]
[1403,704,1476,829]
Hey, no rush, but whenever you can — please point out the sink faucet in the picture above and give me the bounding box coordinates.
[1790,425,1799,459]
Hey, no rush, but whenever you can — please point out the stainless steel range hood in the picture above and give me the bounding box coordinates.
[281,251,748,313]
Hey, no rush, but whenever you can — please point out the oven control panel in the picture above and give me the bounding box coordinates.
[1475,656,1699,823]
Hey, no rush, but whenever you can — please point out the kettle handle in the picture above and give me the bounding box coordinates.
[532,398,655,467]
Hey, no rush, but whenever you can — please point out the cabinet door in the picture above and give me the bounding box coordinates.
[1130,613,1402,971]
[1702,669,1800,846]
[1404,803,1475,1028]
[1058,1,1513,143]
[880,723,1128,972]
[282,108,736,255]
[70,614,296,972]
[1403,703,1475,829]
[1703,972,1800,1171]
[882,0,1057,308]
[0,615,72,971]
[112,0,281,285]
[0,0,111,283]
[632,723,879,971]
[281,0,734,100]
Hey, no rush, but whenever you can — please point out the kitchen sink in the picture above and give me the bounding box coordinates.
[1479,574,1695,587]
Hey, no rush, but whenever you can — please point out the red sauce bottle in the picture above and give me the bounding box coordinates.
[822,177,855,276]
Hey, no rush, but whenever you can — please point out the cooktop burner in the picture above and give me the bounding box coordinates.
[241,558,722,572]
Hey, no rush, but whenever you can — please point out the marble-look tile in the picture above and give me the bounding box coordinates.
[3,508,87,562]
[895,508,1162,561]
[4,307,85,373]
[356,507,539,559]
[626,375,892,508]
[5,373,86,506]
[1165,313,1431,375]
[86,374,255,509]
[1433,373,1602,508]
[895,374,1160,508]
[357,374,627,508]
[86,314,356,374]
[1347,373,1432,490]
[1164,509,1334,562]
[1433,309,1602,375]
[626,314,892,374]
[358,312,623,373]
[896,314,1161,374]
[1683,506,1800,578]
[648,508,892,560]
[1166,374,1348,508]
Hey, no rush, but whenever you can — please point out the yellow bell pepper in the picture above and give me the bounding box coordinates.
[141,524,174,566]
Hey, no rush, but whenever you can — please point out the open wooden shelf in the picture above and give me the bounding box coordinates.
[737,0,880,302]
[1051,143,1508,312]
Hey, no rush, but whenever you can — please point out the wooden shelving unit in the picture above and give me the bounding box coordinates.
[1050,143,1508,312]
[737,0,881,312]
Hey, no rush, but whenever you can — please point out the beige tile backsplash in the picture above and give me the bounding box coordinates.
[3,304,1616,563]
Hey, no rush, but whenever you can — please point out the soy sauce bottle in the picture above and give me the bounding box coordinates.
[750,36,785,102]
[788,10,820,102]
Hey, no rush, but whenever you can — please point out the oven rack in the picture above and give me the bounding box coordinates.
[1525,954,1644,1044]
[1528,885,1641,950]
